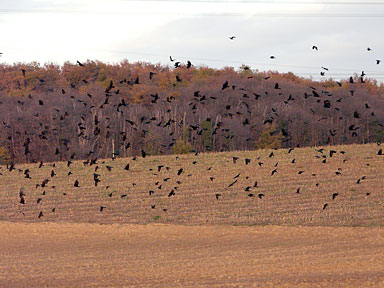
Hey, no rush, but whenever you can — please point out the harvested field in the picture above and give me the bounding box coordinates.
[0,143,383,226]
[1,144,384,287]
[1,222,384,287]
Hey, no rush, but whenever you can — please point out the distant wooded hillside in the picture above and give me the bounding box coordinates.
[0,60,383,163]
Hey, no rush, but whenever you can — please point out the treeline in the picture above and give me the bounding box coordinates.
[0,60,384,163]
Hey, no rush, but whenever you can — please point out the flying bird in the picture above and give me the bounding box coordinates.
[222,81,229,90]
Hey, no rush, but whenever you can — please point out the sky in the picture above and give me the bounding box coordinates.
[0,0,383,82]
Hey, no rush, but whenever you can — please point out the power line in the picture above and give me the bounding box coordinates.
[0,9,383,17]
[99,49,384,75]
[119,0,384,4]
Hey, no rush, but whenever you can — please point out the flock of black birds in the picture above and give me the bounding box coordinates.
[5,139,381,221]
[0,41,383,222]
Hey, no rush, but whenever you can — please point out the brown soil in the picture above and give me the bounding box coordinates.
[1,222,383,287]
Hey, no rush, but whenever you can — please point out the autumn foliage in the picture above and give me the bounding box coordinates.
[0,60,384,163]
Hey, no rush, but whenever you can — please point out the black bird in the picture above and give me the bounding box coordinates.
[312,45,318,50]
[376,60,381,65]
[170,56,175,61]
[222,81,229,90]
[77,60,84,66]
[229,36,236,40]
[177,168,183,175]
[323,203,328,210]
[245,158,251,165]
[271,169,277,176]
[215,193,221,199]
[124,164,130,171]
[168,190,175,197]
[332,193,338,200]
[186,60,192,68]
[228,179,238,187]
[74,180,79,187]
[258,193,264,199]
[232,157,239,164]
[100,206,106,212]
[38,211,43,218]
[149,71,156,79]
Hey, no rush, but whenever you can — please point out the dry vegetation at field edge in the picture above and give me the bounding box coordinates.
[0,143,383,226]
[1,222,384,287]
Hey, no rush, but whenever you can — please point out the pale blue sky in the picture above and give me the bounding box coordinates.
[0,0,383,81]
